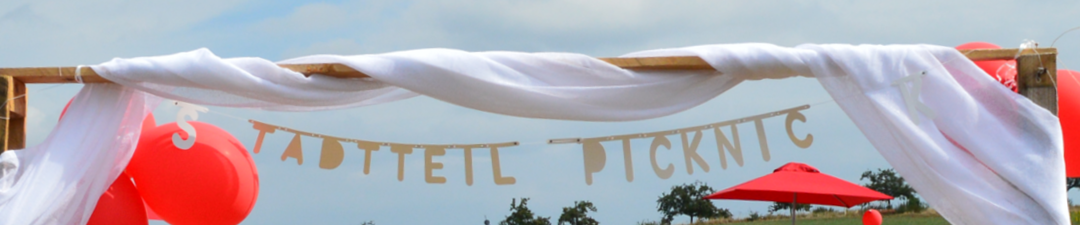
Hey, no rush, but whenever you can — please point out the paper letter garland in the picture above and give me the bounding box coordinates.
[549,105,814,185]
[681,130,709,175]
[424,146,447,184]
[249,104,813,185]
[172,101,208,149]
[320,138,345,169]
[281,134,304,165]
[249,120,519,185]
[649,136,675,180]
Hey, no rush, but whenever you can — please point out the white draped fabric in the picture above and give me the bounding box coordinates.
[0,43,1066,224]
[0,85,159,224]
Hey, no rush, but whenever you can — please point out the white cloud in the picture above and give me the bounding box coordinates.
[280,38,368,58]
[253,2,369,34]
[274,0,1080,60]
[0,0,247,66]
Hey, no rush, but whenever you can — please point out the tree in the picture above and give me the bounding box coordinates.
[558,201,599,225]
[656,181,732,224]
[767,202,811,213]
[501,198,552,225]
[897,195,927,213]
[1068,178,1080,191]
[860,168,915,207]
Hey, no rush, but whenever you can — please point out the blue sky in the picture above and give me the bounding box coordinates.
[2,1,1080,224]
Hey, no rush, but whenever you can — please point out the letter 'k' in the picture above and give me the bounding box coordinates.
[891,71,937,124]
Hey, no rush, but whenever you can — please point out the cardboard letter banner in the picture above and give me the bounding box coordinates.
[320,138,345,170]
[250,120,519,185]
[582,139,606,185]
[247,104,812,186]
[281,134,303,165]
[553,105,814,185]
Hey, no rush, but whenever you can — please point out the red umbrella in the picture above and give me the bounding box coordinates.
[705,162,892,224]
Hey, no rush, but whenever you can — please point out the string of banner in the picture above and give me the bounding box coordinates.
[209,103,819,186]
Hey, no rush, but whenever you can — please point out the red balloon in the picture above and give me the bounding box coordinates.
[956,42,1018,92]
[862,209,882,225]
[88,173,149,225]
[1060,70,1080,177]
[955,41,1000,50]
[127,122,259,225]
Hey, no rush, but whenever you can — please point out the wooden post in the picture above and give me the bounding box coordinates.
[0,75,27,153]
[1015,51,1058,115]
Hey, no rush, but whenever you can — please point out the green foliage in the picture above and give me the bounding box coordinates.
[897,196,927,213]
[558,201,599,225]
[656,181,732,224]
[718,214,950,225]
[747,211,762,221]
[860,168,915,207]
[767,202,811,213]
[635,219,660,225]
[1068,178,1080,191]
[501,198,552,225]
[812,206,833,213]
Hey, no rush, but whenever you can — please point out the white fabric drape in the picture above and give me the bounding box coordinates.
[805,44,1065,224]
[0,84,159,224]
[0,43,1066,224]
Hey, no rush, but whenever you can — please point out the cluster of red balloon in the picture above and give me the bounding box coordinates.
[61,101,260,225]
[127,121,259,225]
[956,42,1080,176]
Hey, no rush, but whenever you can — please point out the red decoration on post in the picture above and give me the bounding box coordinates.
[87,173,148,225]
[956,42,1018,92]
[127,122,259,225]
[1060,69,1080,177]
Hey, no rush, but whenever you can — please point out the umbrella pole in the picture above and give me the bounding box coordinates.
[792,193,796,225]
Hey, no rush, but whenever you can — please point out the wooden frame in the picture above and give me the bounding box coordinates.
[0,47,1058,152]
[0,76,26,151]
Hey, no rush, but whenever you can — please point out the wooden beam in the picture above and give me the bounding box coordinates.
[0,48,1057,83]
[277,63,369,79]
[599,56,714,70]
[961,48,1057,61]
[0,67,112,84]
[0,56,718,83]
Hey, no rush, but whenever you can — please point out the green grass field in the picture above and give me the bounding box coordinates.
[683,207,1080,225]
[680,210,947,225]
[714,215,948,225]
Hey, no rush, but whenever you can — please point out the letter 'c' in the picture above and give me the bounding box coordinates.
[650,136,674,179]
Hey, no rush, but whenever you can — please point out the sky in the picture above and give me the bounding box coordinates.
[2,0,1080,224]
